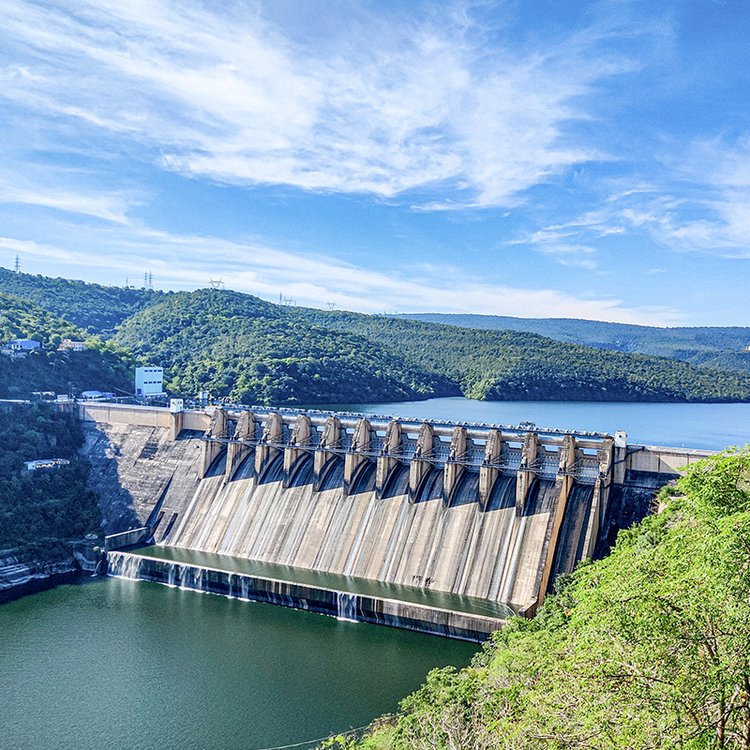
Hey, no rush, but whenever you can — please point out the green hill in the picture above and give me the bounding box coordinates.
[296,306,750,402]
[398,313,750,373]
[330,448,750,750]
[0,267,164,335]
[113,289,455,404]
[113,288,750,404]
[4,268,750,404]
[0,292,133,398]
[0,403,100,554]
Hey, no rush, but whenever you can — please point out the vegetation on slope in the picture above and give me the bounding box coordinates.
[297,308,750,402]
[5,268,750,403]
[114,289,456,404]
[115,288,750,404]
[328,448,750,750]
[399,313,750,374]
[0,404,100,554]
[0,267,163,335]
[0,292,133,398]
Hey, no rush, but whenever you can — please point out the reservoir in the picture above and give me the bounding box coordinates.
[1,577,476,750]
[320,397,750,451]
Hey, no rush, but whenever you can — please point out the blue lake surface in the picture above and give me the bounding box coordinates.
[320,397,750,451]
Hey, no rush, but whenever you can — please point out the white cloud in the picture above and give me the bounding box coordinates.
[523,135,750,261]
[0,227,680,325]
[0,177,133,224]
[0,0,649,207]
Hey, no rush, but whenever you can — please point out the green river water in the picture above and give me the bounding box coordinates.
[1,577,476,750]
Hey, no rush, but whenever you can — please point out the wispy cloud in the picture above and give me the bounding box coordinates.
[0,226,680,326]
[0,176,134,224]
[0,0,655,208]
[523,134,750,261]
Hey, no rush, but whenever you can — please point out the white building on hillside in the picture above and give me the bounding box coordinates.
[135,366,164,398]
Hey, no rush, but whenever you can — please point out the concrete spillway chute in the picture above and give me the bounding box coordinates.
[314,416,342,492]
[443,425,469,506]
[283,414,313,488]
[582,437,615,559]
[479,429,503,511]
[255,412,284,480]
[343,418,373,496]
[515,431,539,516]
[408,423,437,503]
[376,420,402,499]
[225,410,256,483]
[199,406,228,479]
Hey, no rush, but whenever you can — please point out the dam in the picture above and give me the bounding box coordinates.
[82,402,708,640]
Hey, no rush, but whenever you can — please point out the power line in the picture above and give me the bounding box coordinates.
[249,723,369,750]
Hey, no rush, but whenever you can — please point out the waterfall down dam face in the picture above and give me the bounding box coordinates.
[81,404,698,634]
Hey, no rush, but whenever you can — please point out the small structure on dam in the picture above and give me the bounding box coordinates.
[80,402,709,639]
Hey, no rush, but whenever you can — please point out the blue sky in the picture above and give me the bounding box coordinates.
[1,0,749,325]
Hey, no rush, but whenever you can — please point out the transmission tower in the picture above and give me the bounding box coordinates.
[14,254,20,273]
[326,302,336,311]
[209,278,225,291]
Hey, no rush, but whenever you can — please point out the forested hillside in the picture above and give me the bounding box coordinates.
[297,307,750,402]
[330,449,750,750]
[0,404,100,554]
[5,269,750,404]
[0,293,133,397]
[399,313,750,373]
[0,267,163,335]
[114,288,750,403]
[114,290,456,404]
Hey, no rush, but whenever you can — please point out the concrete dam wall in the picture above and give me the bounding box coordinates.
[81,402,711,636]
[81,403,673,617]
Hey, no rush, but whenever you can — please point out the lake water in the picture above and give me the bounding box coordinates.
[320,397,750,451]
[1,577,475,750]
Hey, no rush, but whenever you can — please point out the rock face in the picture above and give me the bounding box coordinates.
[0,550,78,602]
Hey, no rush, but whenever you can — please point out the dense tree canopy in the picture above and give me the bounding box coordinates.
[0,292,133,398]
[111,289,750,404]
[0,404,100,553]
[295,307,750,403]
[4,269,750,404]
[0,267,163,335]
[114,289,455,404]
[399,313,750,375]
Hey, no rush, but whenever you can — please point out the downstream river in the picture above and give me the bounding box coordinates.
[321,397,750,451]
[1,577,475,750]
[5,397,746,749]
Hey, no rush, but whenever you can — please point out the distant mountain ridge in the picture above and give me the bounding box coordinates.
[3,267,750,404]
[395,313,750,374]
